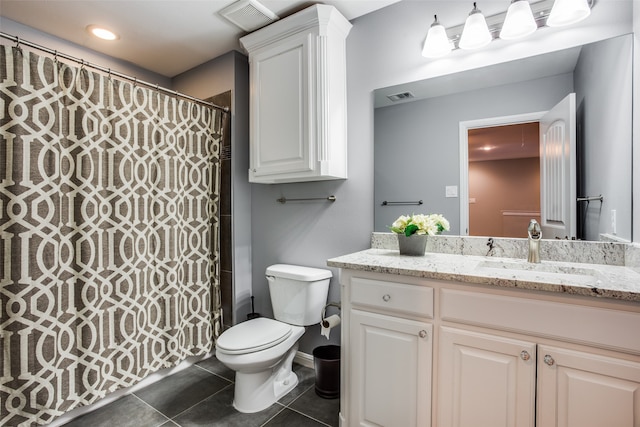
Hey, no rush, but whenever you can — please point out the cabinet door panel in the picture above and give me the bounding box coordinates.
[537,345,640,427]
[350,309,432,427]
[250,33,312,178]
[437,327,536,427]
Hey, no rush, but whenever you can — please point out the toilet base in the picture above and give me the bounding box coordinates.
[232,343,300,413]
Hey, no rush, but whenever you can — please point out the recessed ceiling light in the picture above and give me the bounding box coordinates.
[87,25,119,41]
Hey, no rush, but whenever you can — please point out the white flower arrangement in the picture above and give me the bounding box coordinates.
[390,213,450,237]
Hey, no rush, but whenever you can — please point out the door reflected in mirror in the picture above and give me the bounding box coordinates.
[462,94,577,240]
[467,122,541,239]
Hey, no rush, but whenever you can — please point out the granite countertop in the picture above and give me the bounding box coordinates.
[327,248,640,302]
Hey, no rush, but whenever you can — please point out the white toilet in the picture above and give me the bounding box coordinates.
[215,264,332,413]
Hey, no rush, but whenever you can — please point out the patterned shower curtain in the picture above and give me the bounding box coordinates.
[0,45,223,426]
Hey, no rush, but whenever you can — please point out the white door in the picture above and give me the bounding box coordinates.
[437,327,536,427]
[350,309,432,427]
[537,345,640,427]
[539,93,577,239]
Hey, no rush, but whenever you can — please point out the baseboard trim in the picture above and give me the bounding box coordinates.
[294,350,314,369]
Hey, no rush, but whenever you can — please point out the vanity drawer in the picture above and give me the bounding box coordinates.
[350,276,433,318]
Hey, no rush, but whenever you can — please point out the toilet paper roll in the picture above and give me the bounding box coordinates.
[320,314,341,340]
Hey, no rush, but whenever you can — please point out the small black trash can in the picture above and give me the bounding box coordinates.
[313,345,340,399]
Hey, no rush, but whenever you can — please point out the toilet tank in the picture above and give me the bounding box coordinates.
[266,264,332,326]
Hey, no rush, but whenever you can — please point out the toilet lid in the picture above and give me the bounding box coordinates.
[216,317,292,355]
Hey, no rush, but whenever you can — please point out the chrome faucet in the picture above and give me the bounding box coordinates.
[527,219,542,263]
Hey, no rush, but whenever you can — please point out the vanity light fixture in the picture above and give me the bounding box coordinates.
[500,0,537,40]
[459,3,492,50]
[546,0,591,27]
[422,15,452,58]
[422,0,593,58]
[86,25,119,41]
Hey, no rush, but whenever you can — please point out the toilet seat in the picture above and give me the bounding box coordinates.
[216,317,293,355]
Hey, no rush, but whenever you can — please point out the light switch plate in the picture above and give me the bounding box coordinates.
[445,186,458,198]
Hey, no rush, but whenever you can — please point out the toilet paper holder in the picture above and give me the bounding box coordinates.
[321,302,341,325]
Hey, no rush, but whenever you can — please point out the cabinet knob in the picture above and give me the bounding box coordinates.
[520,350,531,361]
[418,330,428,339]
[543,354,555,366]
[382,294,391,302]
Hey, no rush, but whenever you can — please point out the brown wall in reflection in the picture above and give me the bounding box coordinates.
[469,157,540,238]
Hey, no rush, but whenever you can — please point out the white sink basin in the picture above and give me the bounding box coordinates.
[475,259,603,285]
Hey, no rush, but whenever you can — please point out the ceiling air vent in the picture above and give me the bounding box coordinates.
[219,0,279,32]
[387,91,415,102]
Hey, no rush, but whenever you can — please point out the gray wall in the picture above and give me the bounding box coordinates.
[374,73,573,234]
[574,35,633,241]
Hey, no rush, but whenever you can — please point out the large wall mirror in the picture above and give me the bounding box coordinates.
[374,34,633,242]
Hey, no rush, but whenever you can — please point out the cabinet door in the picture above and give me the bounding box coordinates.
[537,345,640,427]
[437,327,536,427]
[249,32,313,181]
[350,309,432,427]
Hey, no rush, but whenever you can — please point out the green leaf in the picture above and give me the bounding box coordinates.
[404,224,419,236]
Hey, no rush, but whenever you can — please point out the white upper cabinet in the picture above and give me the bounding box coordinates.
[240,5,351,184]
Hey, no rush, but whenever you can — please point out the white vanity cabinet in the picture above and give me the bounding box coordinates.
[338,269,640,427]
[344,275,434,427]
[240,5,351,184]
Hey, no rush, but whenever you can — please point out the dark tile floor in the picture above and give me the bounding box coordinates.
[62,356,340,427]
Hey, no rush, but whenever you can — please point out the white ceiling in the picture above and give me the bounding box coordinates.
[0,0,401,77]
[374,45,582,108]
[469,122,540,162]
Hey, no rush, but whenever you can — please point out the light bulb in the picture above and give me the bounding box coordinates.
[500,0,537,40]
[547,0,591,27]
[87,25,119,41]
[459,3,492,50]
[422,15,452,58]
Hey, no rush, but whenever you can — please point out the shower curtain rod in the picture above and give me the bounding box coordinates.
[0,32,229,113]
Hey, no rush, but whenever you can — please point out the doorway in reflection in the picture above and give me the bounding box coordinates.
[468,122,540,238]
